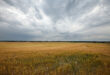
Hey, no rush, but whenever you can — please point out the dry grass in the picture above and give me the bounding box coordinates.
[0,42,110,75]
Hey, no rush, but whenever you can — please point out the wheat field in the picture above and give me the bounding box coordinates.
[0,42,110,75]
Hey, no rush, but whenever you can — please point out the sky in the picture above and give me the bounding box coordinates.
[0,0,110,41]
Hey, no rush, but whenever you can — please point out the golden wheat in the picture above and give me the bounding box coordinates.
[0,42,110,75]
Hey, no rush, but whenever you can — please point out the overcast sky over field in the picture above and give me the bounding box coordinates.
[0,0,110,41]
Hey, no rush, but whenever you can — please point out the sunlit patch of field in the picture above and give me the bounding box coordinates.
[0,42,110,75]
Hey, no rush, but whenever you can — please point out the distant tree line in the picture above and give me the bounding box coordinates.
[0,40,110,43]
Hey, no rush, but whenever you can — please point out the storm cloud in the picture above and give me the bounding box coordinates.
[0,0,110,41]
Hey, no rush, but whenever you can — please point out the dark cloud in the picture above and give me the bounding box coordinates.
[0,0,110,41]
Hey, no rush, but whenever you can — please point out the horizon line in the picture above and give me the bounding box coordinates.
[0,40,110,43]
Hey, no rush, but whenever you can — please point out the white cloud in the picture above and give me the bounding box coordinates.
[0,0,110,41]
[56,17,84,33]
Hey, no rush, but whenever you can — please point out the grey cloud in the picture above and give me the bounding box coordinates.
[4,0,32,13]
[43,0,99,22]
[0,0,110,41]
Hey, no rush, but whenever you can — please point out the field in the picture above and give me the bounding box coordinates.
[0,42,110,75]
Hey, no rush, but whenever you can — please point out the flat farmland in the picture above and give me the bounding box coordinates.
[0,42,110,75]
